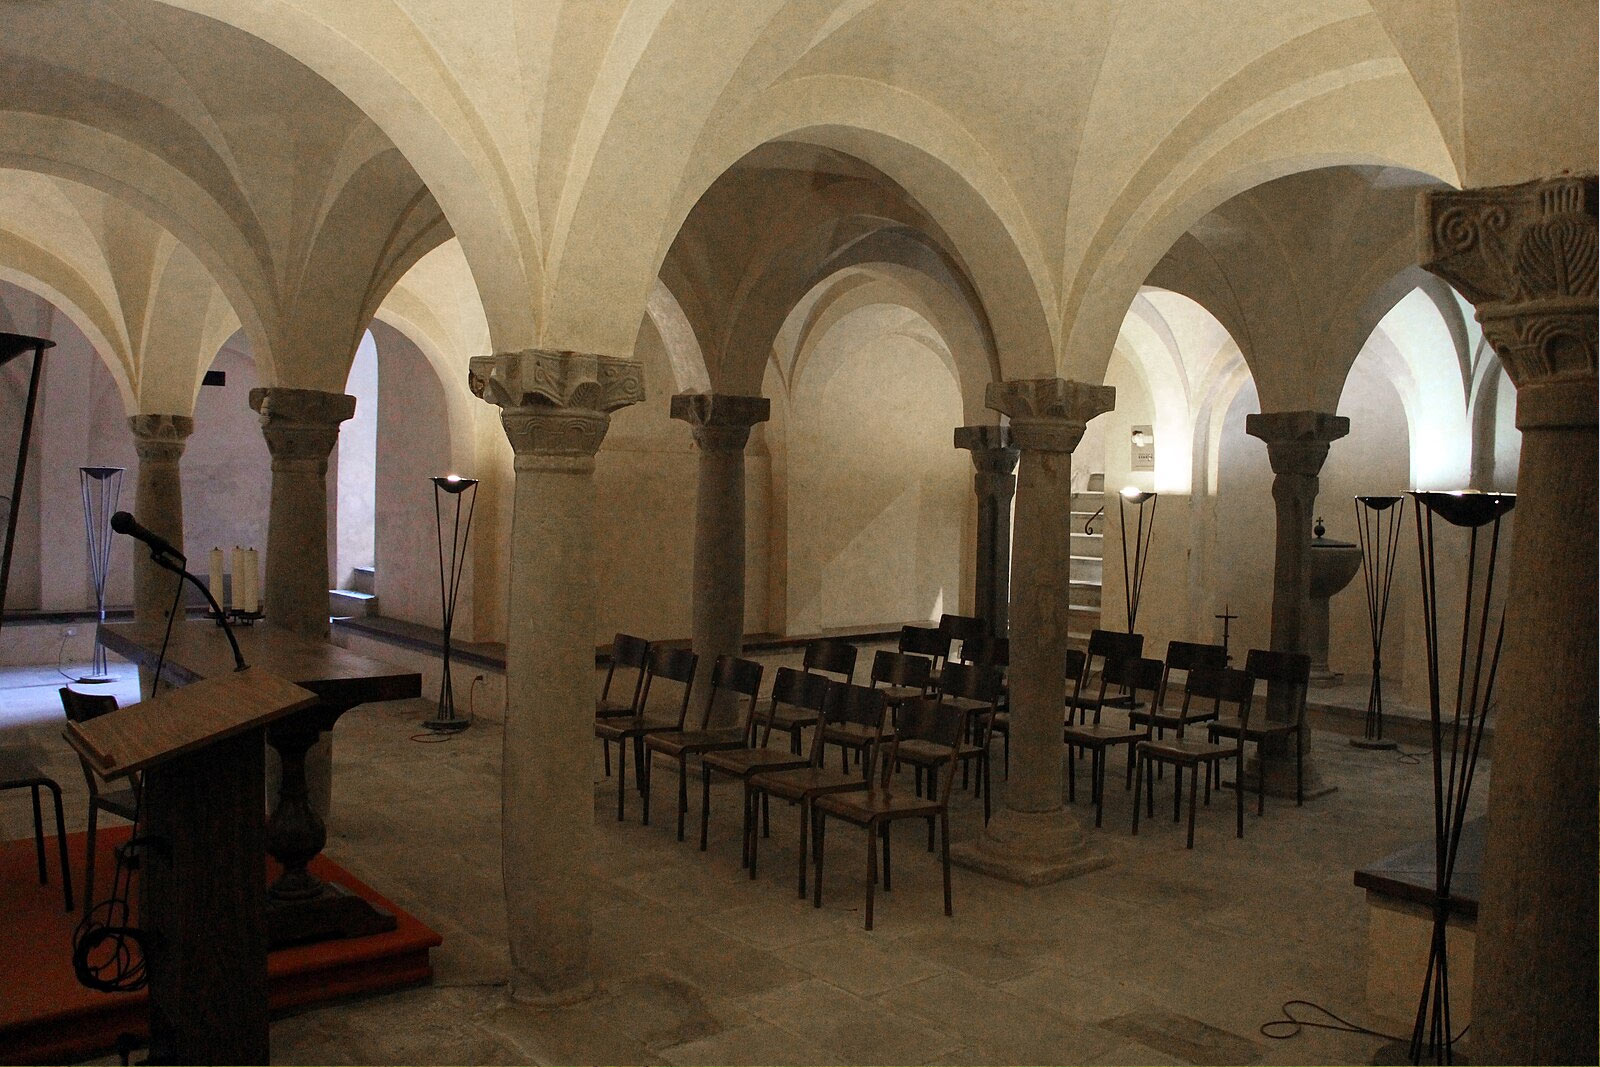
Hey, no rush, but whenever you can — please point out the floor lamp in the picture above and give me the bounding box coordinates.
[1352,494,1403,750]
[0,332,55,634]
[422,474,478,733]
[1118,488,1157,632]
[78,466,124,683]
[1406,489,1514,1066]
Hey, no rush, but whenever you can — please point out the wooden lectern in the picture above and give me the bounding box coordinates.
[67,667,318,1065]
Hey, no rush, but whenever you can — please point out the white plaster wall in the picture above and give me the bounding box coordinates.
[335,332,378,588]
[184,343,271,595]
[785,333,967,634]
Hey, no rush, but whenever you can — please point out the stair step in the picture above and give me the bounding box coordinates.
[1071,557,1103,584]
[1069,581,1102,608]
[329,588,378,618]
[350,565,377,595]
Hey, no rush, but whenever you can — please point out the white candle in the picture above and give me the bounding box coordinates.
[208,548,225,610]
[245,547,261,613]
[231,547,246,613]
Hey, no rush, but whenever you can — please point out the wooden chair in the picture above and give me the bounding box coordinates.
[1126,640,1226,784]
[1132,665,1252,848]
[1209,649,1311,811]
[812,696,968,930]
[596,633,650,777]
[909,661,1002,823]
[937,612,986,664]
[1063,656,1161,827]
[1065,629,1144,725]
[770,638,856,754]
[59,688,139,915]
[958,637,1010,774]
[593,645,697,822]
[642,655,763,841]
[0,746,73,912]
[898,624,949,676]
[868,649,932,725]
[700,667,827,857]
[746,683,887,897]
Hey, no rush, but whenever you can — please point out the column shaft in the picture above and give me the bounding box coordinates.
[128,415,194,627]
[955,425,1019,636]
[472,348,643,1002]
[1423,176,1598,1065]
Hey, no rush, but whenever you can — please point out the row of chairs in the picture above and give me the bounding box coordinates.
[1061,628,1309,848]
[594,632,988,929]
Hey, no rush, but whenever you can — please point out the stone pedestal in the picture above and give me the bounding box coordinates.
[128,414,194,628]
[471,349,643,1003]
[952,379,1113,885]
[250,387,356,823]
[1423,175,1598,1067]
[1243,410,1347,799]
[954,425,1019,636]
[671,393,769,727]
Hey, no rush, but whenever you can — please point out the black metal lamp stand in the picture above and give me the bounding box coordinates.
[422,475,478,733]
[0,332,55,632]
[1118,488,1157,632]
[1352,495,1403,749]
[1406,489,1515,1065]
[78,466,124,682]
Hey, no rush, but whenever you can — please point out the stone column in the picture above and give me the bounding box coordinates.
[127,414,194,627]
[1422,176,1597,1066]
[671,393,770,726]
[470,348,643,1003]
[249,387,355,823]
[1243,410,1347,797]
[952,379,1113,884]
[954,424,1019,636]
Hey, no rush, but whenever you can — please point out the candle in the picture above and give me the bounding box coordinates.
[245,547,260,613]
[208,548,225,610]
[231,547,246,613]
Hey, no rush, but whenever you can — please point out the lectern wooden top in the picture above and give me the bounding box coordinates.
[98,620,421,708]
[65,667,318,778]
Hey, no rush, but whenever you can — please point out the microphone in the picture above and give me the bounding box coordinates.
[110,511,186,562]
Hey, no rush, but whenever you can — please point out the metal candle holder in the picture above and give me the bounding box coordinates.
[78,466,124,683]
[1118,488,1157,633]
[1406,489,1514,1065]
[423,475,478,733]
[1352,495,1404,749]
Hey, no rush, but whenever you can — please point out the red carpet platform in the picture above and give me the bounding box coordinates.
[0,826,442,1064]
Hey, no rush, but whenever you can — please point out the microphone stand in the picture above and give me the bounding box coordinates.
[146,550,248,672]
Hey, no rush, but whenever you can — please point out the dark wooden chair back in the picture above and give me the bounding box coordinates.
[59,688,121,791]
[1177,666,1253,737]
[1064,647,1088,690]
[641,645,698,727]
[601,633,651,710]
[764,667,830,747]
[1158,640,1227,708]
[870,649,932,691]
[888,697,970,802]
[697,655,763,730]
[962,635,1009,667]
[803,638,857,683]
[898,625,948,667]
[1087,628,1144,664]
[1244,648,1311,726]
[809,682,888,770]
[1101,656,1164,721]
[938,661,1003,704]
[938,613,986,661]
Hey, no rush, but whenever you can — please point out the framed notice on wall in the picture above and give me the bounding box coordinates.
[1130,425,1155,471]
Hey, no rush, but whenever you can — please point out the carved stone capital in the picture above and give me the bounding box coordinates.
[127,413,194,465]
[985,379,1115,454]
[954,424,1020,476]
[1421,176,1598,428]
[500,409,613,458]
[469,349,645,414]
[1245,411,1349,478]
[249,388,355,471]
[670,392,770,452]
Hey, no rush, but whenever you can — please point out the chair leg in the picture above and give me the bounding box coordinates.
[1131,753,1144,835]
[30,785,46,884]
[85,806,100,917]
[1067,745,1077,801]
[748,787,762,880]
[864,819,876,931]
[1173,764,1182,822]
[616,737,627,822]
[1147,759,1155,817]
[881,821,892,892]
[941,811,953,917]
[1186,766,1199,849]
[812,808,826,909]
[677,758,688,842]
[642,744,653,826]
[1203,759,1212,805]
[700,764,712,851]
[1235,755,1245,839]
[47,782,72,912]
[603,738,611,777]
[982,755,991,824]
[1296,729,1304,806]
[1094,747,1106,829]
[1258,745,1268,817]
[796,802,809,897]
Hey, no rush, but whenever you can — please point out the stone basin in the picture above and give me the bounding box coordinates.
[1310,536,1363,598]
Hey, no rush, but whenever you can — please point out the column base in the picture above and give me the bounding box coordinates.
[508,974,599,1008]
[949,808,1109,886]
[1241,752,1337,801]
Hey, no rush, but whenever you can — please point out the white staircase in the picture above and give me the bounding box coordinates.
[1067,473,1106,642]
[329,564,378,618]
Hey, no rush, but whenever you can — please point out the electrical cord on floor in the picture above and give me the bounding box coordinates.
[1260,999,1469,1049]
[409,674,485,743]
[1394,748,1424,765]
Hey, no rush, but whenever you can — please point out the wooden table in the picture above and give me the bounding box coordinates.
[99,621,421,945]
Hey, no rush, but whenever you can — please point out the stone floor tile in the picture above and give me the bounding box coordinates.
[776,931,946,995]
